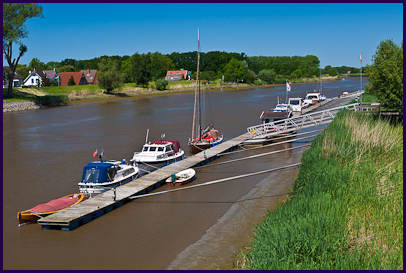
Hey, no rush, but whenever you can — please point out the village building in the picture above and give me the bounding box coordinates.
[165,69,192,81]
[80,69,98,84]
[58,72,88,86]
[23,69,46,87]
[3,66,24,88]
[42,68,59,81]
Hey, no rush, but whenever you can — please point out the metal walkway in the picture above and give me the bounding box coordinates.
[247,103,358,140]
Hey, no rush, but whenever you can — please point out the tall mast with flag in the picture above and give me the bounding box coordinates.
[286,80,291,103]
[360,53,362,104]
[191,28,200,142]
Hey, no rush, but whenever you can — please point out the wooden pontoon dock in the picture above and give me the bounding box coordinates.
[38,133,249,230]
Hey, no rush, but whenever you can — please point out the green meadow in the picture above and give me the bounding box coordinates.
[237,110,403,270]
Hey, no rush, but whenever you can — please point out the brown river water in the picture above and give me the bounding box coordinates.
[3,77,364,269]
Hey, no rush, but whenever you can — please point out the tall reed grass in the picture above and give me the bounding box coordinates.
[240,110,403,270]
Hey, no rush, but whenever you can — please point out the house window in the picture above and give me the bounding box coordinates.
[31,78,34,84]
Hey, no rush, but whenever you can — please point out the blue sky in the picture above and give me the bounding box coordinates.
[12,3,403,68]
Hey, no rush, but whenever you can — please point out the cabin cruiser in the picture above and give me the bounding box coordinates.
[303,92,326,105]
[272,103,290,112]
[131,140,185,167]
[78,160,139,195]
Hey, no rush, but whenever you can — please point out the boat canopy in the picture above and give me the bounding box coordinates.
[261,111,290,119]
[81,162,118,183]
[150,140,180,153]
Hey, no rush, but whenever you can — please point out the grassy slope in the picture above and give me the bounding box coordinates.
[240,110,403,270]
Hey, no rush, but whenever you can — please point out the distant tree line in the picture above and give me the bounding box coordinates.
[15,51,362,88]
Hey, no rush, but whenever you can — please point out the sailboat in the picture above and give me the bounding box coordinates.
[188,29,223,154]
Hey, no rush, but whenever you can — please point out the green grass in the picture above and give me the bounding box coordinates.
[3,89,36,102]
[41,84,102,94]
[240,110,403,270]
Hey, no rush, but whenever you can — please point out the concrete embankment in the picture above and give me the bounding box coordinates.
[3,101,40,112]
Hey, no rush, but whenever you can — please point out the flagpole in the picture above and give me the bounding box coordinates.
[360,53,362,105]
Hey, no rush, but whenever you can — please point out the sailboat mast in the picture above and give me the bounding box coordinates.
[191,29,199,141]
[197,28,202,140]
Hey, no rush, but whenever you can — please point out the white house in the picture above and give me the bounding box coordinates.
[23,70,46,87]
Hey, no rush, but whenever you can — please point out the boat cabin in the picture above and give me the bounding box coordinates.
[260,111,291,124]
[81,160,132,184]
[142,140,180,154]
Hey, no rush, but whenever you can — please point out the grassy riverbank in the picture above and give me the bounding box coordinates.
[236,110,403,270]
[4,75,341,105]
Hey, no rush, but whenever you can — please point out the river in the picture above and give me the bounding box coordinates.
[3,77,365,269]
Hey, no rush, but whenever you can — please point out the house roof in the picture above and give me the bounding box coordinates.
[23,70,46,84]
[80,69,97,84]
[3,66,24,81]
[166,70,189,78]
[43,70,58,80]
[58,72,84,86]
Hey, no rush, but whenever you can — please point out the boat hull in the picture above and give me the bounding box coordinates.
[79,174,138,195]
[165,169,196,186]
[136,154,185,175]
[188,136,224,154]
[17,193,85,224]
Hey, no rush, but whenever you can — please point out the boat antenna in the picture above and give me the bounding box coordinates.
[145,128,149,144]
[160,133,166,139]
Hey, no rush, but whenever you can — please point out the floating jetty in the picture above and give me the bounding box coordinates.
[38,133,249,230]
[38,90,363,231]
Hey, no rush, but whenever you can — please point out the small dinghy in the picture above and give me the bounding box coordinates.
[17,193,85,224]
[166,168,196,186]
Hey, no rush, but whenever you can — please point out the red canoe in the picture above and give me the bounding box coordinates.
[17,193,85,224]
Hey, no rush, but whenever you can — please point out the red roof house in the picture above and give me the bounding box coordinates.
[165,70,192,81]
[58,72,88,86]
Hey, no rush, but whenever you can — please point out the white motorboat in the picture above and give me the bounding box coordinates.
[131,139,185,166]
[78,159,139,195]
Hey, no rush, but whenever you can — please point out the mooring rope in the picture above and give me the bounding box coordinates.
[218,132,319,156]
[128,162,301,200]
[196,143,310,169]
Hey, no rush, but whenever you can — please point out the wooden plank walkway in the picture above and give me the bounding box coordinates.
[38,133,250,230]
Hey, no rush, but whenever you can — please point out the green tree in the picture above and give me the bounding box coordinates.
[223,58,246,83]
[29,57,47,71]
[367,40,403,112]
[3,3,42,97]
[68,76,76,86]
[290,69,302,79]
[150,52,174,80]
[97,59,124,93]
[200,71,217,82]
[15,64,30,79]
[258,69,276,83]
[57,65,75,72]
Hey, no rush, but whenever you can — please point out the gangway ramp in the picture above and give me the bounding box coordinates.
[247,103,358,140]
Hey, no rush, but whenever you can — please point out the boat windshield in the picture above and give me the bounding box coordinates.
[82,168,101,183]
[290,100,300,105]
[157,147,164,152]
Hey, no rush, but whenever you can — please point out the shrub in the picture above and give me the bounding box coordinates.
[35,94,69,106]
[155,79,168,90]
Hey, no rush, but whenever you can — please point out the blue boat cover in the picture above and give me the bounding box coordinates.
[81,162,114,183]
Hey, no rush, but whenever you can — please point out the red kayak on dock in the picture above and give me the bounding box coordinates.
[17,193,85,224]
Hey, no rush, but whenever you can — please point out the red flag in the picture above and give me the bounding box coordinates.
[93,149,98,158]
[360,54,362,63]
